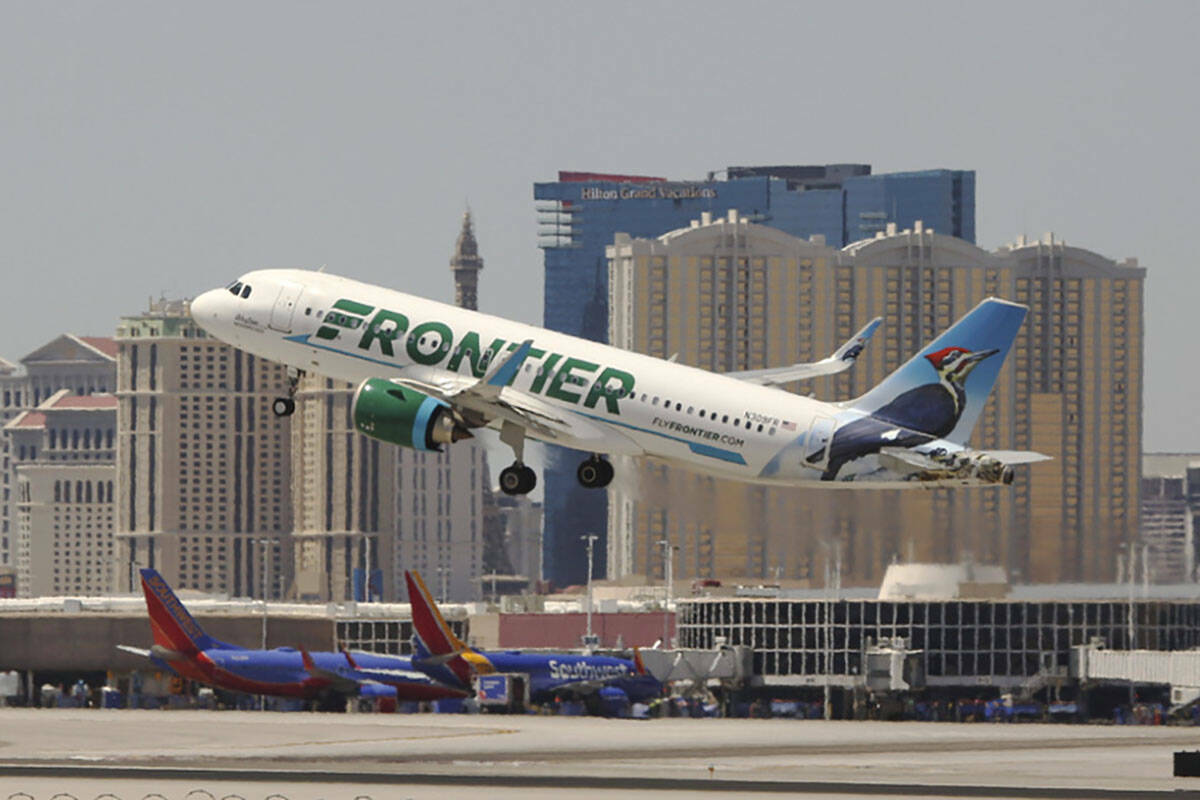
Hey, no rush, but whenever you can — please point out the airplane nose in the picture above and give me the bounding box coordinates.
[189,289,225,336]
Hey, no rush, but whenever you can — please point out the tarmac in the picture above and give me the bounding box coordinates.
[2,708,1200,798]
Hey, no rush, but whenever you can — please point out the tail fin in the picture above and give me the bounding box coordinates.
[139,568,222,656]
[405,570,474,686]
[850,298,1027,445]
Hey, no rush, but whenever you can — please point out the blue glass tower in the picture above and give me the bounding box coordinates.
[533,165,975,587]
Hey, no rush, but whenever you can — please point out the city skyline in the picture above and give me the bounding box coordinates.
[0,2,1195,457]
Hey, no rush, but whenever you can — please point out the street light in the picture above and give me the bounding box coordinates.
[658,539,678,648]
[581,535,598,650]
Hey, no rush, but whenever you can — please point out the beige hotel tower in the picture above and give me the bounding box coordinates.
[114,299,293,597]
[607,212,1143,586]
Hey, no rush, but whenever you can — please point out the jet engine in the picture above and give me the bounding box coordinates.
[352,379,472,451]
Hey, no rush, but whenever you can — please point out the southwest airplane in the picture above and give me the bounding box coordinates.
[118,568,466,705]
[404,570,662,707]
[189,269,1046,495]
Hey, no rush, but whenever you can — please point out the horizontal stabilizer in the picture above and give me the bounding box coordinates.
[978,450,1052,465]
[116,644,152,659]
[879,446,1048,485]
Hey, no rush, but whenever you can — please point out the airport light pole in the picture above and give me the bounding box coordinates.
[581,534,597,649]
[658,539,678,648]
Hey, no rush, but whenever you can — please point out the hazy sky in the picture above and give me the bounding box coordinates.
[1,1,1196,450]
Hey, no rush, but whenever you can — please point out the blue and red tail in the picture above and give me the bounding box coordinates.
[404,570,488,687]
[139,568,236,656]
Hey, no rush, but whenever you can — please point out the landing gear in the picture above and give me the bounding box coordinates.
[499,463,537,496]
[577,456,613,489]
[272,397,295,417]
[272,368,305,418]
[497,419,536,495]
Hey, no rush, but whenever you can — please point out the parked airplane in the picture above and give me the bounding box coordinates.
[189,269,1046,495]
[404,570,662,708]
[118,568,466,705]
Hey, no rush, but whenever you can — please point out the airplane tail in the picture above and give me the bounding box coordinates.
[404,570,475,686]
[138,568,233,656]
[849,298,1027,445]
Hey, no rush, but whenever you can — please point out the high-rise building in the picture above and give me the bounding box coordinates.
[607,215,1143,586]
[289,214,492,601]
[289,375,487,601]
[113,299,293,598]
[534,166,975,586]
[5,390,117,596]
[1141,454,1200,583]
[450,209,484,312]
[0,336,116,569]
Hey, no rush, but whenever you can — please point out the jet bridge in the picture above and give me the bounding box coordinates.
[1073,644,1200,707]
[637,644,752,690]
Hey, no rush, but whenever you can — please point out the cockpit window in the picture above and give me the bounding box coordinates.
[229,281,243,295]
[241,284,251,299]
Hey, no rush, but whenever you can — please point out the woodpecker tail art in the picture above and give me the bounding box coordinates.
[811,298,1027,480]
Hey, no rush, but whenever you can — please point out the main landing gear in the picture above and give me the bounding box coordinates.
[577,455,613,489]
[499,463,537,496]
[272,368,304,418]
[498,420,537,496]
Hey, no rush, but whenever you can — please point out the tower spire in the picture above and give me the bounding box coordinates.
[450,208,483,310]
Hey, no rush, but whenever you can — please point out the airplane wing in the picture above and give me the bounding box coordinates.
[727,317,882,386]
[299,648,406,696]
[388,340,644,456]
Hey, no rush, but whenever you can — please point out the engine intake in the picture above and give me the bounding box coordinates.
[352,379,471,451]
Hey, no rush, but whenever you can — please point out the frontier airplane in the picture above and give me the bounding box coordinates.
[189,269,1046,495]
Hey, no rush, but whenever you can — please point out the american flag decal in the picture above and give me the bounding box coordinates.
[782,420,796,431]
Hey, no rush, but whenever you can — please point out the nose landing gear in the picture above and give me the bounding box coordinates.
[577,455,613,489]
[272,368,305,418]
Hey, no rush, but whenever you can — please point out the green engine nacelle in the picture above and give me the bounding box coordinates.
[352,378,471,451]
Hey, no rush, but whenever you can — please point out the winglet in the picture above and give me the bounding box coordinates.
[340,647,360,670]
[833,317,882,363]
[632,646,647,676]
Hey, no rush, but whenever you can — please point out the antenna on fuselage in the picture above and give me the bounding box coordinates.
[316,264,327,273]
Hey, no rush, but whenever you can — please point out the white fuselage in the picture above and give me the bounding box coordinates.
[190,269,965,487]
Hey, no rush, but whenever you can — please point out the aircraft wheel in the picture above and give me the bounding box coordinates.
[577,457,613,489]
[272,397,296,417]
[500,464,537,496]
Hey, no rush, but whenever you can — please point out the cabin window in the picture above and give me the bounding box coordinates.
[687,406,694,415]
[652,397,659,406]
[305,308,312,316]
[722,415,729,423]
[769,427,776,436]
[675,403,682,412]
[757,424,764,433]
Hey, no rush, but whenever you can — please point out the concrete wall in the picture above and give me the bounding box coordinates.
[0,614,335,671]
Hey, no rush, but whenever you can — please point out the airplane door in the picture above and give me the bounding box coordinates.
[805,415,837,470]
[268,281,304,333]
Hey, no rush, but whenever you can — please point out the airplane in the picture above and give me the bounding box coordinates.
[118,568,467,707]
[403,570,662,710]
[188,269,1047,495]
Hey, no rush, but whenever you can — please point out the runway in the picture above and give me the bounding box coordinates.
[2,708,1200,798]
